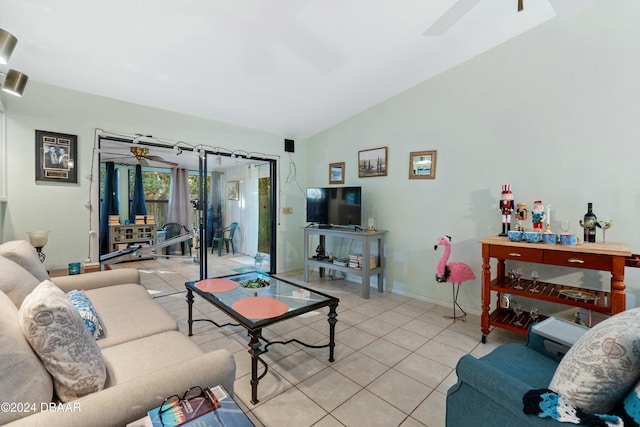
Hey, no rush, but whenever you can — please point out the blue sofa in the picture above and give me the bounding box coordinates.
[446,330,568,427]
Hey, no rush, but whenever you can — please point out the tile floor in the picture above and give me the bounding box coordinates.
[111,254,526,427]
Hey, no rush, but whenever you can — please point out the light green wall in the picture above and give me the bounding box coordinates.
[1,0,639,314]
[0,83,308,272]
[305,0,640,312]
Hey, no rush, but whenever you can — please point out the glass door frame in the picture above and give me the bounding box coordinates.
[95,134,278,278]
[197,153,277,279]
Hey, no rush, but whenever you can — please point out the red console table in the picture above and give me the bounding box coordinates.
[479,236,631,343]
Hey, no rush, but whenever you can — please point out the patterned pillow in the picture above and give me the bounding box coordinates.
[549,307,640,413]
[67,290,104,339]
[19,280,106,402]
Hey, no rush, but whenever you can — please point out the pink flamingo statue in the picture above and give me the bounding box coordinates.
[434,235,476,321]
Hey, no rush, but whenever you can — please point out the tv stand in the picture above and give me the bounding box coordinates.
[303,227,387,298]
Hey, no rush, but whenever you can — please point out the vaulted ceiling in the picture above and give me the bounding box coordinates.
[1,0,596,138]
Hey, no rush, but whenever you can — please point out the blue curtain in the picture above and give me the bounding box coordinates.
[206,171,223,246]
[100,162,119,255]
[129,164,147,223]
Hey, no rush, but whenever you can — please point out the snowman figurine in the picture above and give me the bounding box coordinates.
[531,200,546,233]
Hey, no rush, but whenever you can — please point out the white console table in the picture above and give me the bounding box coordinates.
[303,227,387,298]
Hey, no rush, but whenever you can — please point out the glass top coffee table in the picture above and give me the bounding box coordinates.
[186,272,339,404]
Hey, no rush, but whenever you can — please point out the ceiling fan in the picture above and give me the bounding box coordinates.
[100,146,179,167]
[129,146,179,167]
[422,0,524,36]
[422,0,594,36]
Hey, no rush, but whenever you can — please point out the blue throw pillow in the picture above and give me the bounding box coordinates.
[616,382,640,426]
[67,290,104,339]
[523,389,624,426]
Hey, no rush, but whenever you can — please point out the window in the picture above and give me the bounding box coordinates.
[127,169,210,228]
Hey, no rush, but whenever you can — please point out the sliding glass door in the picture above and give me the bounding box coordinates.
[96,135,277,278]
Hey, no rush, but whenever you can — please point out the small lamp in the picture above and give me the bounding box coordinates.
[27,231,49,263]
[1,69,29,97]
[366,204,377,232]
[0,28,18,65]
[0,28,29,97]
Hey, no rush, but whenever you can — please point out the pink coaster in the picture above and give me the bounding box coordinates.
[195,278,239,293]
[232,296,289,320]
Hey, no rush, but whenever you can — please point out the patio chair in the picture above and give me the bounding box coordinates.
[161,222,192,256]
[212,222,238,256]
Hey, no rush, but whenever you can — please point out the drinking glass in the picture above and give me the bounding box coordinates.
[513,303,524,327]
[597,219,613,244]
[513,268,523,289]
[560,220,571,234]
[529,307,539,322]
[530,270,540,293]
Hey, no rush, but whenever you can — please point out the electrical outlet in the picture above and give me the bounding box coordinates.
[282,207,293,214]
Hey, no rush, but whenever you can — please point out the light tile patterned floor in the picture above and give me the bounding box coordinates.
[112,254,525,427]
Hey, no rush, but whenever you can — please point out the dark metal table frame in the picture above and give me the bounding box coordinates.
[186,274,339,404]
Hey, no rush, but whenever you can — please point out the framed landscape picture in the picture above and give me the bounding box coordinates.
[358,147,387,178]
[35,130,78,184]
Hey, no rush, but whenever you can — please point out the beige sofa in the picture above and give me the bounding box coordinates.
[0,240,236,427]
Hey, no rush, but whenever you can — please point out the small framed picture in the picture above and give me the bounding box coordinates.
[358,147,388,178]
[227,180,239,200]
[35,130,78,184]
[329,162,345,184]
[409,150,437,180]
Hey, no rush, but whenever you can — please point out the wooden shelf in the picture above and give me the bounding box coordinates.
[305,257,382,274]
[109,224,156,253]
[480,236,631,343]
[491,278,610,313]
[489,309,549,335]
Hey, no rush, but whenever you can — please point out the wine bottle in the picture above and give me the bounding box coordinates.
[583,203,597,243]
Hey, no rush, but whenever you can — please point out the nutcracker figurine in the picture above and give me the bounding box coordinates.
[531,200,546,232]
[499,185,514,236]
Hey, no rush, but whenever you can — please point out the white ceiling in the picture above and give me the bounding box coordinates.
[1,0,595,138]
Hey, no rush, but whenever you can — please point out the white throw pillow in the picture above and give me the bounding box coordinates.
[0,291,53,424]
[549,307,640,413]
[0,255,41,307]
[0,240,50,282]
[19,280,107,402]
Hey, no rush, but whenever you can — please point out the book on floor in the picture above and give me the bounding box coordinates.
[147,385,253,427]
[148,386,219,427]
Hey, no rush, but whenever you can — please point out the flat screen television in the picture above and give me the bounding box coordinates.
[306,186,362,227]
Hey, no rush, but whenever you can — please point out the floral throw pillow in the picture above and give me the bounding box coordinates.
[19,281,106,402]
[549,307,640,414]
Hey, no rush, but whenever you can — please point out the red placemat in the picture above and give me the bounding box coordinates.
[195,278,239,293]
[232,296,289,320]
